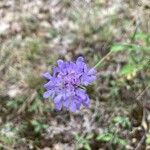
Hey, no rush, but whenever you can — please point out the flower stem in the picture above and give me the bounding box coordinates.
[78,85,86,90]
[94,51,112,69]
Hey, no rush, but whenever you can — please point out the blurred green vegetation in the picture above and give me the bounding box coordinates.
[0,0,149,149]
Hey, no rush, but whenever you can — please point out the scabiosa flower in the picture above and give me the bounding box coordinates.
[42,57,96,112]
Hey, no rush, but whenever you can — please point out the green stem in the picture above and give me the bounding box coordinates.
[94,51,112,69]
[78,85,86,90]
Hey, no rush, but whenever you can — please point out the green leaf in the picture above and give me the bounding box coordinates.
[96,133,113,142]
[111,44,126,52]
[146,133,150,144]
[142,46,150,51]
[84,143,91,150]
[74,134,85,144]
[86,133,94,140]
[42,124,49,129]
[35,126,41,133]
[74,133,81,141]
[7,101,18,109]
[134,32,149,40]
[31,120,39,126]
[113,116,131,128]
[111,43,144,52]
[117,139,127,145]
[120,64,136,75]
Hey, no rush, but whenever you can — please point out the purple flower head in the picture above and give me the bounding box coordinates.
[42,57,96,112]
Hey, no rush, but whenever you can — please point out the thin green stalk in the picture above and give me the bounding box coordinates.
[94,51,112,69]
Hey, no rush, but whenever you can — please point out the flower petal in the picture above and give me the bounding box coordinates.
[82,95,90,107]
[57,59,64,68]
[54,95,62,103]
[44,81,53,89]
[55,102,62,111]
[69,102,77,112]
[76,57,84,63]
[43,90,53,98]
[88,68,96,75]
[76,89,86,100]
[64,100,70,108]
[42,72,52,80]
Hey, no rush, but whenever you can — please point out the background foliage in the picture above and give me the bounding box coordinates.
[0,0,149,149]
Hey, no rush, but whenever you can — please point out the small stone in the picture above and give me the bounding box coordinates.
[0,22,9,35]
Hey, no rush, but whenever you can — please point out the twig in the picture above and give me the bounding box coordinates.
[134,85,150,108]
[136,85,150,101]
[135,132,146,150]
[130,19,139,43]
[17,91,36,114]
[94,51,112,69]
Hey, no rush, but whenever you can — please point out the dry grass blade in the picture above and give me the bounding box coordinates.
[17,91,36,114]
